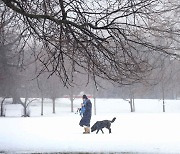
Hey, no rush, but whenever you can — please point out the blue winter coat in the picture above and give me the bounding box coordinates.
[79,99,92,127]
[80,100,86,116]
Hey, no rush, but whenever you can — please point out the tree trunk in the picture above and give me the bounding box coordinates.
[94,97,96,115]
[36,78,44,116]
[162,84,165,112]
[132,97,135,112]
[70,97,74,112]
[0,102,3,116]
[93,85,97,115]
[41,97,44,116]
[163,100,165,112]
[163,99,165,113]
[24,106,27,117]
[52,98,56,114]
[21,98,28,117]
[129,93,135,112]
[0,97,6,116]
[129,99,133,112]
[70,87,74,112]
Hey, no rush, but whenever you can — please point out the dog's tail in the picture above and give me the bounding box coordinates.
[110,117,116,123]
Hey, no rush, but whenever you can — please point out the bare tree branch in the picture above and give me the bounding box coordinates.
[1,0,180,86]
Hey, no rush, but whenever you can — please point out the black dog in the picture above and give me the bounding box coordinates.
[91,117,116,134]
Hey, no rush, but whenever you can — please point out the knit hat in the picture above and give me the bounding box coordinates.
[82,94,88,99]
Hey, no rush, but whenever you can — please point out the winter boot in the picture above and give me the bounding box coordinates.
[86,127,90,134]
[83,127,90,134]
[83,127,87,134]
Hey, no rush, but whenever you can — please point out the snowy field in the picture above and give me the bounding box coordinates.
[1,98,180,154]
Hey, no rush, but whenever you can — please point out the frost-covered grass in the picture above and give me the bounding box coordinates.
[0,98,180,154]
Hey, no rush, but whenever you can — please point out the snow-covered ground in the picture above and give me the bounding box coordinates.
[1,98,180,154]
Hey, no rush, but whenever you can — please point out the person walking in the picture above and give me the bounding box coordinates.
[79,94,92,134]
